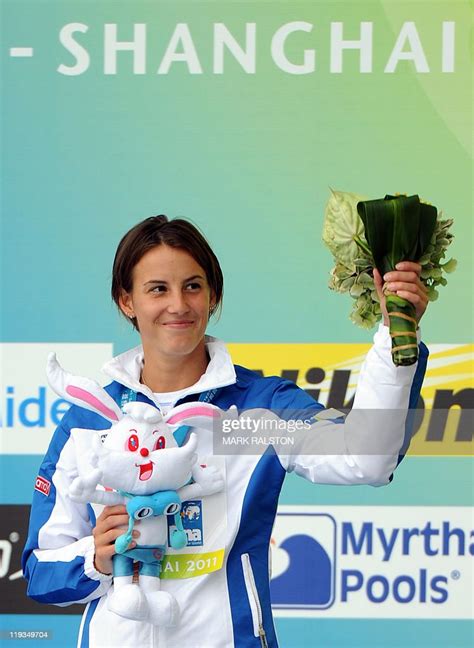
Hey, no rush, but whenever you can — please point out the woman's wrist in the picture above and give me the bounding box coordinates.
[93,554,112,576]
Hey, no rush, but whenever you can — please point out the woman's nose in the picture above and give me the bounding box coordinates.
[140,448,149,457]
[168,291,189,314]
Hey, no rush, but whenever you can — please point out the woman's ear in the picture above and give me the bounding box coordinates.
[209,291,217,317]
[119,291,135,320]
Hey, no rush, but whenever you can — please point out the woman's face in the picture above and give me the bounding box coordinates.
[120,244,214,361]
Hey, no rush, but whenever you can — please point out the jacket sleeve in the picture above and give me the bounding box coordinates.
[275,323,428,486]
[21,418,113,606]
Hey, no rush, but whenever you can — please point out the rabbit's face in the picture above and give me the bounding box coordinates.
[97,415,196,495]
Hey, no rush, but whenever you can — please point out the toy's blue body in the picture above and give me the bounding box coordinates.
[113,490,187,578]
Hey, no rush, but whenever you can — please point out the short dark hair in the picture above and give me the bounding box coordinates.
[111,215,223,330]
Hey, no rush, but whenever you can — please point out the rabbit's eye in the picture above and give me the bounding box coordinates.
[127,434,139,452]
[154,436,166,451]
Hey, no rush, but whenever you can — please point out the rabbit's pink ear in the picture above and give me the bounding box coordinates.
[165,402,221,430]
[47,353,122,422]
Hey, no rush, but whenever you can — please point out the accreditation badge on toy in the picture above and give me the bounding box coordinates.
[161,456,226,579]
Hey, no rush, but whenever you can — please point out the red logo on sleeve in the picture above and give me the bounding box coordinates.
[35,476,51,496]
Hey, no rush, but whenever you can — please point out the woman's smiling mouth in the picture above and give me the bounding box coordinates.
[162,320,194,329]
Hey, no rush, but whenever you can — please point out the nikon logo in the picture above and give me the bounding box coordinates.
[229,342,474,455]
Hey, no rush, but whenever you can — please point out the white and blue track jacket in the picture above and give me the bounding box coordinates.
[22,328,428,648]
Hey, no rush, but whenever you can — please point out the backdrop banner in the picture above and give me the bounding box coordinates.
[1,1,472,647]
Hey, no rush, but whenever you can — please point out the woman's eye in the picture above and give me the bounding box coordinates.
[185,282,201,291]
[151,285,167,293]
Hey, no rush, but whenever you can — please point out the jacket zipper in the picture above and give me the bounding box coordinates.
[241,553,269,648]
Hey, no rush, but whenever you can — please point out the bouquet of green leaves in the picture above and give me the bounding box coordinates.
[323,190,456,366]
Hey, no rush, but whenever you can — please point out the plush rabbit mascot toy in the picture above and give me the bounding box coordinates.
[46,354,224,627]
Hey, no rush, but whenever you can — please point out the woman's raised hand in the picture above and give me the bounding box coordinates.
[374,261,429,326]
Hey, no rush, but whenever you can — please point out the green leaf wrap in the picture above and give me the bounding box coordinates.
[356,195,437,366]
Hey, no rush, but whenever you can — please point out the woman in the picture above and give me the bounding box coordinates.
[22,215,429,648]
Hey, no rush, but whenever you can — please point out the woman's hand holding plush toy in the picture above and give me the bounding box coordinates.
[93,505,140,575]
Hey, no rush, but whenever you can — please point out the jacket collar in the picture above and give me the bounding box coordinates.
[101,335,237,407]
